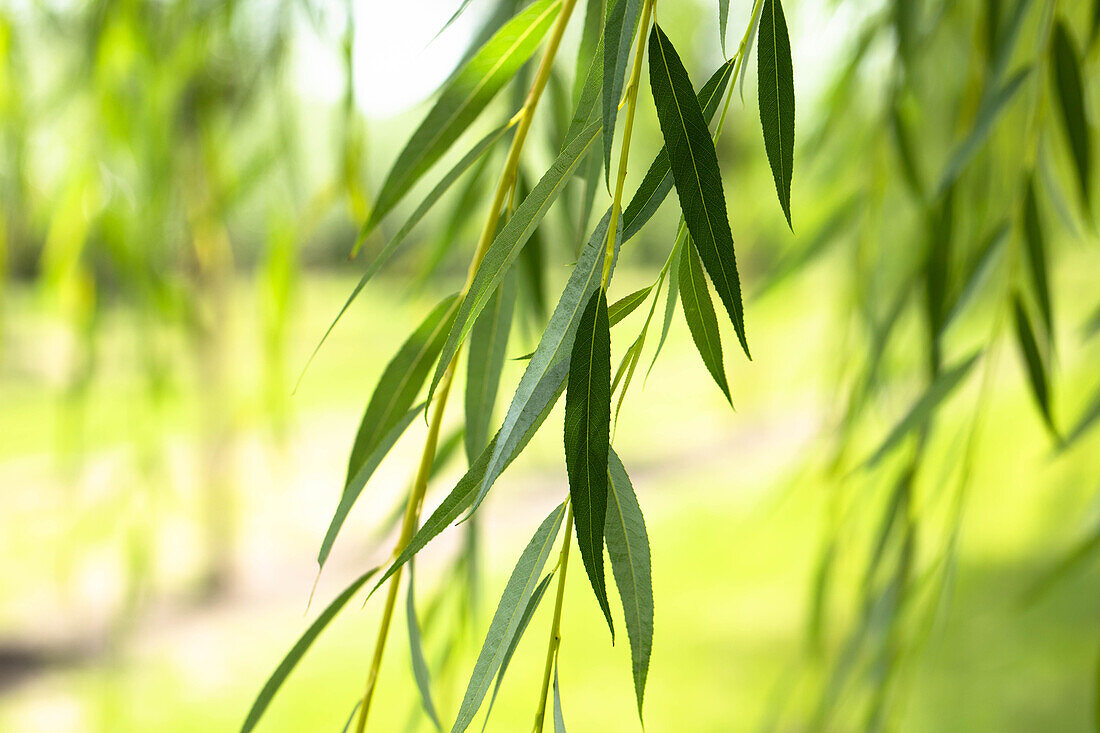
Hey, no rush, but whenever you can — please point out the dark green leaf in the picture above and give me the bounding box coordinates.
[565,287,614,637]
[1013,295,1057,438]
[406,564,442,731]
[757,0,796,227]
[603,0,643,187]
[622,59,736,242]
[363,0,560,235]
[318,404,423,569]
[466,270,518,462]
[679,239,732,404]
[1022,175,1053,336]
[346,295,459,487]
[863,351,982,468]
[241,567,380,733]
[649,24,750,358]
[605,448,653,720]
[1050,20,1091,210]
[450,502,567,733]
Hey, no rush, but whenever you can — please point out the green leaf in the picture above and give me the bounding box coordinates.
[647,234,683,376]
[362,0,561,236]
[609,285,653,324]
[603,0,643,187]
[564,36,605,148]
[305,121,511,375]
[1061,382,1100,450]
[863,351,982,469]
[679,239,732,404]
[622,59,737,242]
[649,24,750,358]
[1013,294,1057,438]
[565,287,614,637]
[937,66,1030,195]
[553,664,567,732]
[428,119,603,410]
[574,0,606,105]
[318,404,423,569]
[757,0,796,227]
[1050,20,1091,211]
[942,221,1009,332]
[605,448,653,720]
[451,502,567,733]
[465,269,518,462]
[241,567,380,733]
[719,0,730,55]
[346,295,459,487]
[1022,175,1053,336]
[406,564,443,731]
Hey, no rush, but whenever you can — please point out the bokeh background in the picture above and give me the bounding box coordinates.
[1,0,1098,731]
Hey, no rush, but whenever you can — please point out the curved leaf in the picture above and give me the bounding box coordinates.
[451,502,567,733]
[363,0,560,235]
[649,24,750,358]
[565,287,614,637]
[605,448,653,720]
[241,567,380,733]
[757,0,796,227]
[603,0,643,187]
[1013,295,1057,438]
[679,238,732,404]
[407,564,442,731]
[465,269,518,462]
[1050,20,1091,210]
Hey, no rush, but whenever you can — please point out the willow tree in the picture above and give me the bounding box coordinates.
[244,0,1097,731]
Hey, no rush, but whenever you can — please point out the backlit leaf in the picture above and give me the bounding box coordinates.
[757,0,796,227]
[565,287,614,636]
[679,238,732,404]
[1050,20,1091,210]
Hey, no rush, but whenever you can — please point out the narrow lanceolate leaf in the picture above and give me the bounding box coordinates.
[622,59,737,242]
[451,503,567,733]
[603,0,643,187]
[648,233,684,376]
[937,66,1030,195]
[565,287,614,637]
[757,0,796,227]
[574,0,606,105]
[610,286,653,325]
[863,350,982,469]
[428,120,603,410]
[719,0,731,55]
[407,564,442,732]
[1050,20,1091,210]
[649,24,750,359]
[346,295,459,487]
[605,449,653,720]
[362,0,560,235]
[553,664,567,732]
[241,567,380,733]
[679,239,732,404]
[1013,295,1057,438]
[318,404,423,569]
[1022,176,1053,336]
[465,269,518,462]
[942,221,1008,332]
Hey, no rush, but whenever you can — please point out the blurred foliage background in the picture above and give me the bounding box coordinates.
[1,0,1098,731]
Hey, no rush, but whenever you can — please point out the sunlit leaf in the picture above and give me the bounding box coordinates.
[466,269,518,462]
[1050,20,1091,210]
[603,0,642,187]
[757,0,796,227]
[362,0,561,236]
[605,448,653,720]
[649,24,750,358]
[451,502,567,733]
[406,563,443,731]
[679,238,732,404]
[1013,294,1057,439]
[1022,175,1053,336]
[241,567,380,733]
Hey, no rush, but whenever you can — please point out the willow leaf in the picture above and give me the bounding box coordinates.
[553,664,567,732]
[719,0,730,54]
[606,448,653,720]
[362,0,560,236]
[609,286,653,324]
[466,269,518,462]
[603,0,642,186]
[318,404,423,569]
[575,0,605,105]
[863,351,982,469]
[757,0,796,227]
[241,567,380,733]
[451,502,567,733]
[565,287,614,637]
[1022,176,1053,336]
[407,564,442,732]
[680,239,732,404]
[564,36,605,148]
[942,221,1008,332]
[649,24,750,358]
[346,295,458,487]
[1013,295,1057,438]
[647,233,683,376]
[1050,20,1091,210]
[622,59,736,242]
[428,119,604,410]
